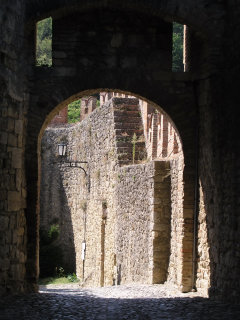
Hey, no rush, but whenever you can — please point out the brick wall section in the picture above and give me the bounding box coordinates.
[80,97,97,122]
[49,106,68,126]
[113,98,146,166]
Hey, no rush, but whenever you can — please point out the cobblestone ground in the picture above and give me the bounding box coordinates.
[0,283,240,320]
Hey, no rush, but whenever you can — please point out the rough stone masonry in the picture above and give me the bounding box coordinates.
[41,98,173,287]
[40,97,210,297]
[0,0,240,304]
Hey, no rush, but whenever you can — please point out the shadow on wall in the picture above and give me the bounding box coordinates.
[40,133,76,277]
[199,173,238,302]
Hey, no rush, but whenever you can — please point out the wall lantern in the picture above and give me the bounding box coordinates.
[58,143,67,156]
[58,142,90,192]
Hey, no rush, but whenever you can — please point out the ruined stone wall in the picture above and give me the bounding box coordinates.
[0,0,29,295]
[80,97,97,122]
[41,98,175,288]
[41,101,118,286]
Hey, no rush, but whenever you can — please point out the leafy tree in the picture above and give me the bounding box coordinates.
[172,22,184,72]
[68,99,81,123]
[36,17,52,66]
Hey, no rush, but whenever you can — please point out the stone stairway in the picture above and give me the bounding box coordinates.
[112,98,147,166]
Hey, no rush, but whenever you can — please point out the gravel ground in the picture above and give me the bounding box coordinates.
[0,283,239,319]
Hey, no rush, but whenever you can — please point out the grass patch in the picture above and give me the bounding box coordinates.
[39,275,79,285]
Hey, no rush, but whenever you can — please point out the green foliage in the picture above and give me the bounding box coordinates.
[35,17,183,72]
[68,99,81,123]
[172,22,184,72]
[36,17,52,66]
[67,273,79,282]
[38,275,79,285]
[48,224,60,241]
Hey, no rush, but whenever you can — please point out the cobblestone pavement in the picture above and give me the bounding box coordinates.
[0,283,240,320]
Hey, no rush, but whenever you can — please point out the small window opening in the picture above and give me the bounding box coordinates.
[172,22,184,72]
[36,17,52,66]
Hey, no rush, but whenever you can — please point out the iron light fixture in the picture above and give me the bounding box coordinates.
[58,143,90,192]
[58,143,67,156]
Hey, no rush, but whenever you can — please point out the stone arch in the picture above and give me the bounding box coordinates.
[1,0,239,303]
[25,79,196,292]
[39,90,187,287]
[23,1,200,292]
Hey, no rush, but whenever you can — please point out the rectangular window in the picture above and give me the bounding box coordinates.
[172,22,184,72]
[36,17,52,66]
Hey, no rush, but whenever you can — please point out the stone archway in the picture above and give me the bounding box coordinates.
[1,0,240,304]
[29,79,196,294]
[23,1,198,294]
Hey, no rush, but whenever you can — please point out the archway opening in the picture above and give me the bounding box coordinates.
[38,90,185,288]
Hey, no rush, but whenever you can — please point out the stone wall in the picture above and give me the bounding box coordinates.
[116,161,171,285]
[0,0,29,295]
[41,98,176,288]
[196,182,210,296]
[115,163,153,284]
[27,4,197,295]
[167,157,184,287]
[1,0,240,304]
[41,101,118,286]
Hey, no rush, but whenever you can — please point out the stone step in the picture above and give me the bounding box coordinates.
[114,122,142,130]
[116,148,146,157]
[114,115,142,123]
[113,105,140,112]
[114,109,140,116]
[112,99,146,166]
[116,141,145,148]
[115,129,143,136]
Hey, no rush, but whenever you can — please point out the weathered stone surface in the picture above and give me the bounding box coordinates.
[0,216,9,231]
[11,148,22,169]
[41,99,174,288]
[8,192,22,212]
[0,0,239,304]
